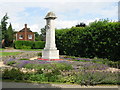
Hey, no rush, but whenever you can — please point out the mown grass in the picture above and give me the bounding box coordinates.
[18,49,43,51]
[0,48,4,51]
[0,52,22,56]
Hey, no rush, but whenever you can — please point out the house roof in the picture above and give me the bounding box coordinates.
[19,24,33,32]
[19,28,32,32]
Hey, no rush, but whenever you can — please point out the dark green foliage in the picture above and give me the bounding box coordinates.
[24,63,35,69]
[2,63,119,85]
[34,41,45,49]
[37,53,42,56]
[1,13,9,40]
[19,58,29,60]
[34,32,42,41]
[0,25,2,48]
[1,14,9,47]
[76,22,86,27]
[6,61,16,66]
[2,68,24,80]
[51,63,73,71]
[75,71,119,85]
[6,23,14,47]
[14,41,34,49]
[29,74,48,82]
[40,28,46,41]
[56,20,120,61]
[14,41,45,49]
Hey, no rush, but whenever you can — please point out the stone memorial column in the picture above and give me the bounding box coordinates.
[42,12,59,59]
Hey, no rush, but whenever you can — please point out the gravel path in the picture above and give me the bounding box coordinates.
[1,49,42,53]
[1,81,119,88]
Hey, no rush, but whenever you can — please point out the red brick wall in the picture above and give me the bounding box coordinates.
[16,32,34,41]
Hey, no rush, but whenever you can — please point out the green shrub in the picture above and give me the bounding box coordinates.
[14,41,34,49]
[2,68,24,80]
[51,63,73,71]
[19,58,29,60]
[37,53,42,56]
[56,20,120,61]
[24,63,34,69]
[33,41,45,49]
[58,75,76,83]
[20,45,31,49]
[14,40,45,49]
[6,61,16,65]
[75,71,119,85]
[29,74,48,82]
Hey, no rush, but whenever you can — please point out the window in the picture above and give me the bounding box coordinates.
[19,35,23,39]
[28,35,32,39]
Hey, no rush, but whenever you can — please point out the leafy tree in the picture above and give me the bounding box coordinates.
[1,13,9,40]
[34,32,42,41]
[1,13,9,47]
[40,28,46,41]
[6,23,14,47]
[76,22,86,27]
[0,25,2,48]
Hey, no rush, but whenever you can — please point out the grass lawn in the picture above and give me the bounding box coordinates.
[17,49,43,51]
[0,52,22,56]
[0,48,4,51]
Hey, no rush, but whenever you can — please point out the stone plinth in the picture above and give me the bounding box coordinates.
[42,12,59,59]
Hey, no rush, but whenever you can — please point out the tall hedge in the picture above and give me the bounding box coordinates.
[14,41,45,49]
[34,41,45,49]
[55,20,120,61]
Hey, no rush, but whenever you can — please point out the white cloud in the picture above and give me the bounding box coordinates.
[56,18,100,29]
[0,1,118,34]
[29,24,41,33]
[0,0,119,2]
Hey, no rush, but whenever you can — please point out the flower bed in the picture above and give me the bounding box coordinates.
[2,55,120,85]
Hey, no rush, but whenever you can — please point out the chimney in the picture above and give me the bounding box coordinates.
[25,24,27,28]
[24,24,27,40]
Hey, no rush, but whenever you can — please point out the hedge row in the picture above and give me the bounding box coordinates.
[55,20,120,61]
[14,41,45,49]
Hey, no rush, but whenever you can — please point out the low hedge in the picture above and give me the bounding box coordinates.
[14,41,45,49]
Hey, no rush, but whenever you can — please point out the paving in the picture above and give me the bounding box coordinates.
[1,81,119,89]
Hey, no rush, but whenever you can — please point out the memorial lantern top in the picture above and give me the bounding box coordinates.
[45,12,57,19]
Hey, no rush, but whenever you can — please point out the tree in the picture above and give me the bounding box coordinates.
[40,28,46,41]
[1,13,9,40]
[1,13,9,47]
[76,22,86,27]
[0,25,2,48]
[6,23,14,47]
[34,32,42,41]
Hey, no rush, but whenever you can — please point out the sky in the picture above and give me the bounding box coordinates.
[0,0,119,34]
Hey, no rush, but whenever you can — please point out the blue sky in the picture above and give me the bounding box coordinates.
[0,0,119,34]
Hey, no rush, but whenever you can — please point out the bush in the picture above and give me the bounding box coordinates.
[75,71,119,85]
[19,58,30,60]
[20,45,31,49]
[56,20,120,61]
[14,40,45,49]
[51,63,73,71]
[58,75,76,83]
[33,41,45,49]
[2,68,24,80]
[29,74,48,82]
[37,53,42,56]
[24,63,35,69]
[6,61,16,66]
[14,41,34,49]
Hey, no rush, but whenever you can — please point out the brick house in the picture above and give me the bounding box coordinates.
[16,24,35,41]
